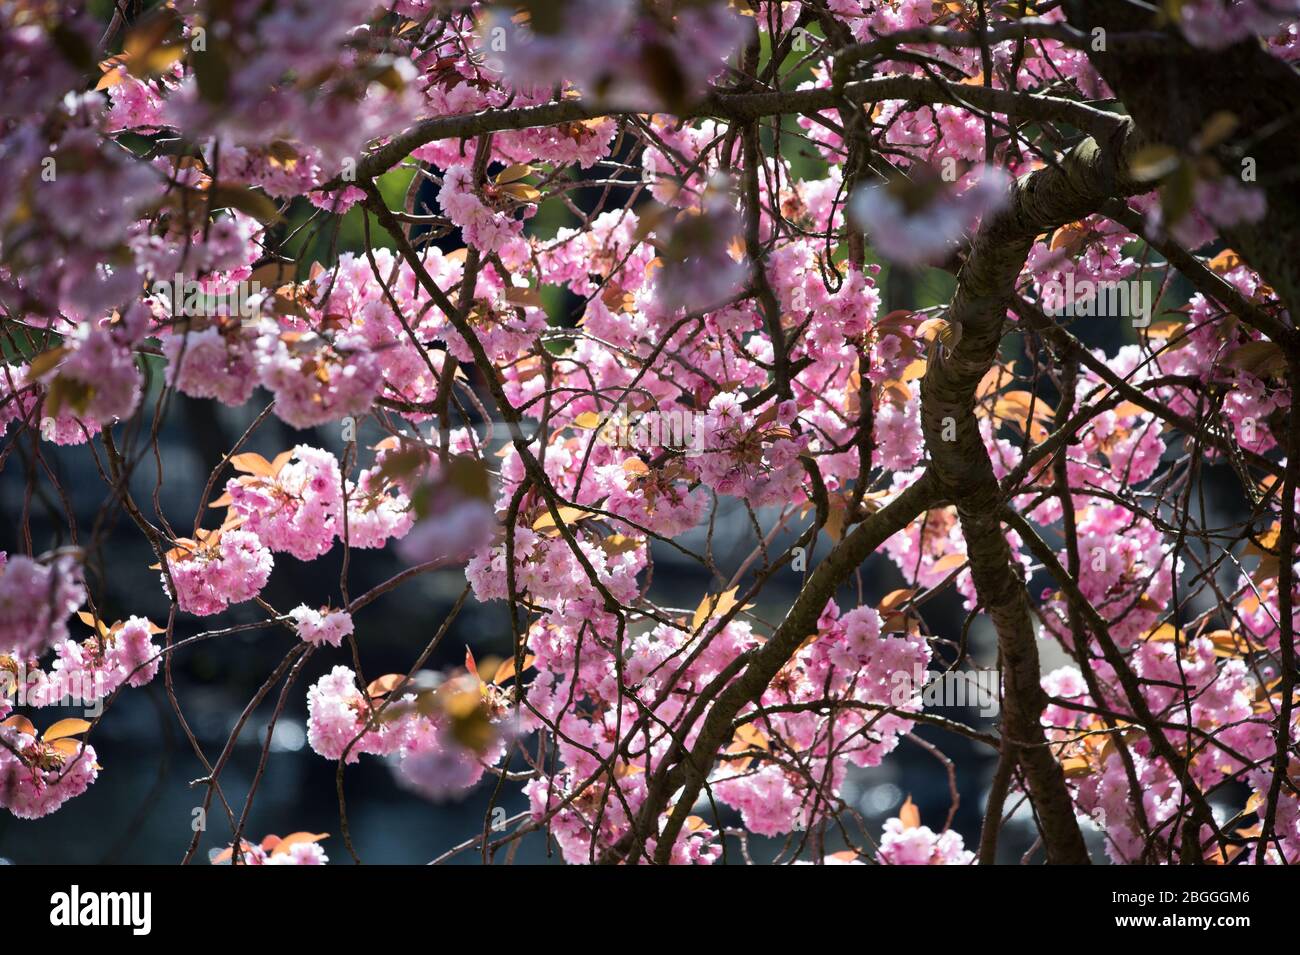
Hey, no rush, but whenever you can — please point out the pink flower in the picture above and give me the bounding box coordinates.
[877,817,974,865]
[849,167,1010,266]
[0,724,99,820]
[289,605,354,648]
[226,445,343,560]
[264,842,328,865]
[1193,176,1267,229]
[653,191,748,313]
[163,326,261,407]
[437,164,527,254]
[165,530,273,616]
[485,0,746,111]
[32,327,142,429]
[0,552,85,658]
[258,331,383,430]
[396,456,496,566]
[394,723,490,802]
[306,666,401,762]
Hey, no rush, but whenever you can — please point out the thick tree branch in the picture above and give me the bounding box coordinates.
[1003,507,1231,859]
[919,120,1147,863]
[321,75,1125,190]
[1066,0,1300,323]
[610,471,941,863]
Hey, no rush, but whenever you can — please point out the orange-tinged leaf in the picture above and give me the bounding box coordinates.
[498,182,541,202]
[1252,556,1281,586]
[898,359,928,383]
[995,390,1054,425]
[263,141,300,171]
[123,8,178,61]
[249,260,297,288]
[692,587,749,631]
[218,513,245,533]
[269,449,295,476]
[271,832,328,856]
[879,588,917,613]
[1061,755,1093,778]
[495,163,535,184]
[571,411,604,430]
[1,715,36,737]
[43,718,92,741]
[599,533,641,557]
[899,796,921,829]
[532,505,594,532]
[879,379,912,407]
[1050,221,1088,255]
[755,403,783,428]
[917,318,960,351]
[1146,318,1187,341]
[211,841,256,865]
[733,723,768,751]
[1246,524,1281,558]
[95,55,130,90]
[229,452,277,477]
[1207,629,1252,658]
[26,346,69,380]
[132,43,184,78]
[48,738,87,758]
[77,611,112,637]
[1145,623,1179,643]
[504,286,543,309]
[1207,248,1243,274]
[366,674,408,699]
[492,654,536,686]
[823,496,847,543]
[1226,341,1286,379]
[975,361,1015,401]
[931,552,967,574]
[1135,593,1165,614]
[725,723,769,773]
